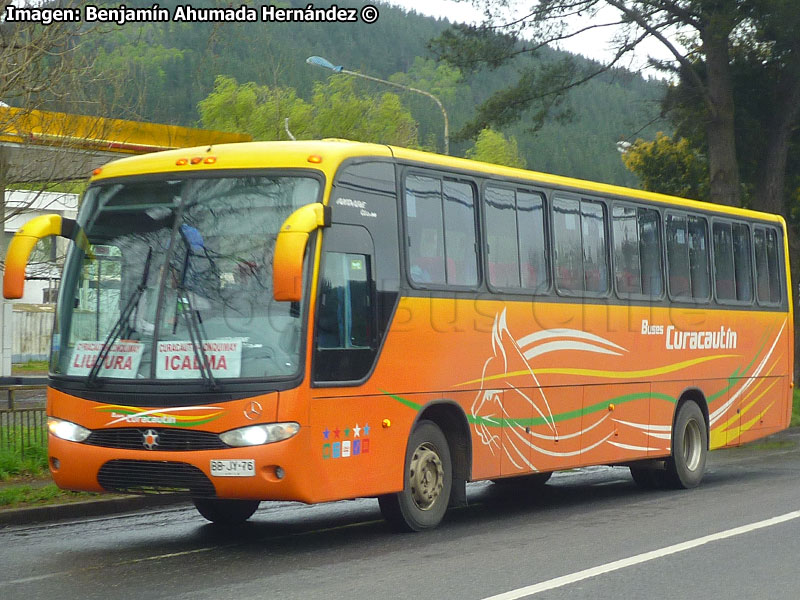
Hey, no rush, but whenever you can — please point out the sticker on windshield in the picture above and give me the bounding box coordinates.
[67,341,144,378]
[156,339,242,379]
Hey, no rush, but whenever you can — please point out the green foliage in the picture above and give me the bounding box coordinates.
[311,76,418,146]
[622,133,709,201]
[0,444,48,480]
[466,128,527,168]
[66,0,665,186]
[12,361,49,374]
[199,75,419,147]
[198,75,313,140]
[792,388,800,428]
[0,483,91,508]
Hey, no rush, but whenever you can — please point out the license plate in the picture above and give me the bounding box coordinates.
[210,459,255,477]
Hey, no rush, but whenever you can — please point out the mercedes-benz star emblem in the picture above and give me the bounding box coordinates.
[143,429,159,450]
[244,401,263,421]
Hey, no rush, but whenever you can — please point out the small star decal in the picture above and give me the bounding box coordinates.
[344,427,351,437]
[323,428,330,440]
[333,427,340,439]
[353,424,361,437]
[363,423,370,436]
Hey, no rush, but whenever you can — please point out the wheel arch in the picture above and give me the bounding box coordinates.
[674,387,710,449]
[412,400,472,505]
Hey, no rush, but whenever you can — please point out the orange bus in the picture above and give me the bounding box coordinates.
[4,140,793,531]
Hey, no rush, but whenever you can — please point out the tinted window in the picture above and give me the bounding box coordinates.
[405,174,478,287]
[667,213,709,300]
[553,196,608,295]
[613,205,662,297]
[485,186,547,291]
[755,227,782,305]
[485,186,520,287]
[713,222,736,301]
[732,223,753,302]
[714,221,753,303]
[553,197,582,293]
[443,180,478,286]
[406,175,445,285]
[517,191,547,292]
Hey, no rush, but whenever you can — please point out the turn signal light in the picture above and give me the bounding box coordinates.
[307,154,323,164]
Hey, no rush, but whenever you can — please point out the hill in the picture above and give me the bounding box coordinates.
[68,0,666,186]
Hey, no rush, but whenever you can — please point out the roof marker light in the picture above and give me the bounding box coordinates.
[204,156,217,164]
[176,158,188,166]
[91,168,102,177]
[190,157,202,165]
[307,154,323,164]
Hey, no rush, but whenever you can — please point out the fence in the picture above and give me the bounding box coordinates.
[12,304,54,363]
[0,382,48,458]
[0,407,47,458]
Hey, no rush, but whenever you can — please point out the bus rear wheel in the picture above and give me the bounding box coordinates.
[378,420,452,532]
[664,400,707,489]
[193,498,260,525]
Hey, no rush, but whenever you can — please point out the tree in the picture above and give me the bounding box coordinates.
[431,0,799,213]
[198,75,419,147]
[466,128,527,168]
[621,132,708,201]
[198,75,313,141]
[310,76,419,147]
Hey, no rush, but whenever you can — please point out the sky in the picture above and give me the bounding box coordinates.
[385,0,677,76]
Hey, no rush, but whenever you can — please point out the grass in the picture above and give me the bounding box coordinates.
[0,446,49,480]
[0,483,93,508]
[11,360,49,374]
[792,388,800,428]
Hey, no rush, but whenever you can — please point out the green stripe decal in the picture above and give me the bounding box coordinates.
[381,389,675,429]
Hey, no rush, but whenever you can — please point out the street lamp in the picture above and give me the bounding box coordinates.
[306,55,449,155]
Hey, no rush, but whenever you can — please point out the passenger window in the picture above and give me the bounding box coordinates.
[713,222,736,301]
[485,186,520,288]
[754,227,782,305]
[553,196,608,295]
[714,221,753,303]
[517,191,547,292]
[406,175,445,285]
[405,173,478,287]
[443,180,478,286]
[667,213,709,301]
[612,205,662,297]
[732,223,753,302]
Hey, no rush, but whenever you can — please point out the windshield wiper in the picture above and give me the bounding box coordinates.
[175,225,218,390]
[87,246,153,387]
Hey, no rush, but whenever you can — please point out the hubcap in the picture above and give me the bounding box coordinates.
[409,442,444,511]
[683,419,703,471]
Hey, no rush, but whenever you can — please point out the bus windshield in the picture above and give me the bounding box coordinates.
[52,174,321,382]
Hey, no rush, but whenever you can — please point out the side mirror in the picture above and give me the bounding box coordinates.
[273,203,331,302]
[3,215,89,299]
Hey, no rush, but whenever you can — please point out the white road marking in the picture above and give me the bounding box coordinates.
[481,509,800,600]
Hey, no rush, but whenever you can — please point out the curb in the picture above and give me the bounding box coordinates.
[0,494,190,527]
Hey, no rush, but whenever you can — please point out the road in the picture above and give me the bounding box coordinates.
[2,430,800,600]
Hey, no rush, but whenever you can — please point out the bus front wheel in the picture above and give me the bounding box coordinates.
[378,420,453,532]
[665,401,707,489]
[193,498,260,525]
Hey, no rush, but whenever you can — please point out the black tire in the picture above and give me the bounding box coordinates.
[193,498,260,525]
[378,420,453,532]
[664,401,707,489]
[492,472,552,488]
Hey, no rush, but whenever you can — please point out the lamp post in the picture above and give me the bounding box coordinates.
[306,55,449,155]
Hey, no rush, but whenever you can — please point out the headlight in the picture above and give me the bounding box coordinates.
[48,417,91,442]
[219,422,300,447]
